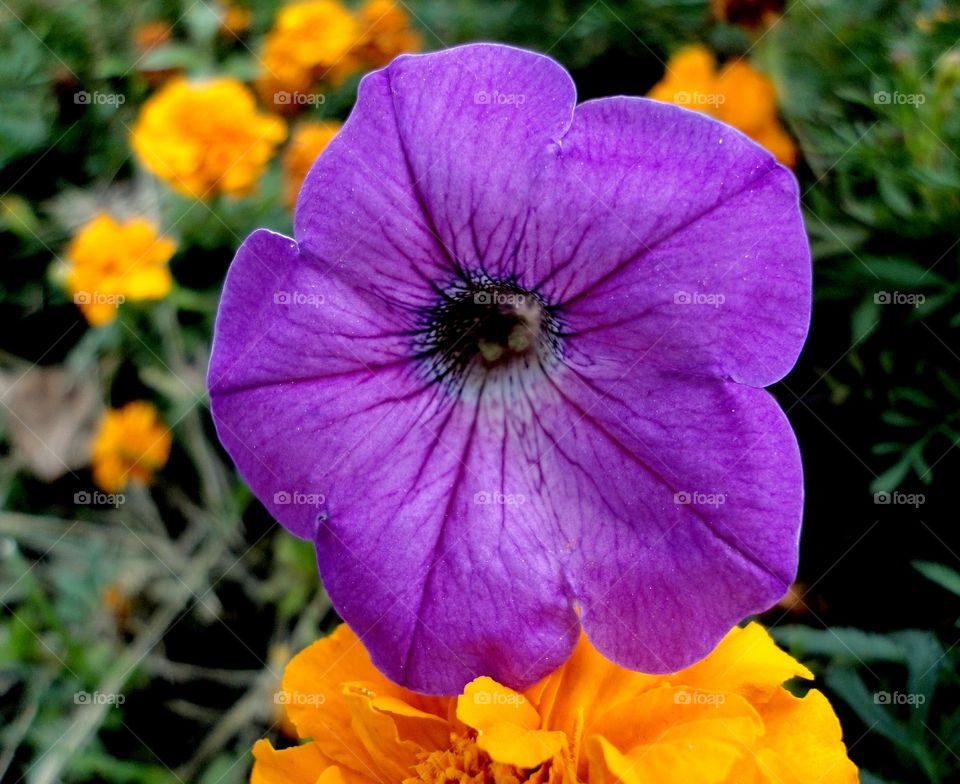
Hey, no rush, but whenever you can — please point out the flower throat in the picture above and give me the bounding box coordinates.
[416,275,563,388]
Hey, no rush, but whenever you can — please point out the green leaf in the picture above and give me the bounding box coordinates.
[871,456,914,493]
[892,630,944,730]
[860,770,903,784]
[881,410,920,428]
[851,297,880,343]
[913,561,960,598]
[772,626,906,664]
[872,442,907,455]
[138,44,207,73]
[824,665,909,748]
[0,24,57,167]
[865,257,943,288]
[877,174,916,219]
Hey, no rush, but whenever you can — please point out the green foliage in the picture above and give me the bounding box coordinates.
[0,22,57,168]
[758,0,960,487]
[774,566,959,784]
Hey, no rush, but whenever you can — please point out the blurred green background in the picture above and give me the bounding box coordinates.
[1,1,959,782]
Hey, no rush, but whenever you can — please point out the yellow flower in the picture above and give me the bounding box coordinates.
[257,0,361,108]
[648,45,797,167]
[91,402,171,493]
[352,0,422,69]
[131,77,286,199]
[282,121,342,208]
[252,622,858,784]
[66,214,175,326]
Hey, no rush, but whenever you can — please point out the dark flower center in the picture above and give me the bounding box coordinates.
[417,276,562,388]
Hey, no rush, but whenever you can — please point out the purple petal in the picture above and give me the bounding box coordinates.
[209,229,418,539]
[529,97,811,387]
[314,379,580,694]
[294,44,576,295]
[544,344,802,672]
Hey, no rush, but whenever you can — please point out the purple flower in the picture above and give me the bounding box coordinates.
[208,44,810,694]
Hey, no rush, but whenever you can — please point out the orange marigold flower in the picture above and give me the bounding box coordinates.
[257,0,360,110]
[648,45,797,167]
[131,77,286,199]
[353,0,422,69]
[66,214,175,326]
[133,20,173,52]
[282,121,342,208]
[221,3,253,36]
[91,402,171,493]
[251,622,857,784]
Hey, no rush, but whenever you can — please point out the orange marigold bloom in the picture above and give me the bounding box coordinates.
[221,3,253,36]
[91,402,171,493]
[283,121,342,208]
[648,45,797,167]
[353,0,422,69]
[66,214,175,326]
[252,622,857,784]
[257,0,360,110]
[133,20,173,52]
[131,77,286,199]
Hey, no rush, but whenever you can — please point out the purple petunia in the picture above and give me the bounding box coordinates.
[208,44,810,695]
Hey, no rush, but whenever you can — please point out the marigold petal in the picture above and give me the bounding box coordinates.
[717,60,778,133]
[586,732,748,784]
[80,302,120,327]
[280,625,448,777]
[670,623,813,703]
[458,677,541,731]
[250,739,329,784]
[125,266,173,300]
[341,685,422,781]
[669,45,718,80]
[647,45,720,113]
[477,724,567,769]
[752,121,798,168]
[368,694,450,750]
[533,631,660,743]
[754,688,859,784]
[590,684,763,752]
